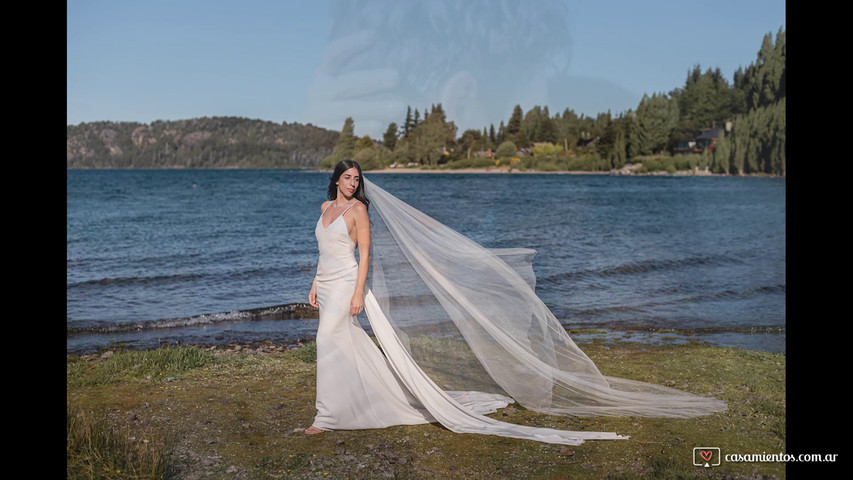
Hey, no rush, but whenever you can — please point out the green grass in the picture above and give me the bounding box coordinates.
[67,341,786,479]
[67,345,256,387]
[67,403,171,480]
[604,455,708,480]
[293,341,317,364]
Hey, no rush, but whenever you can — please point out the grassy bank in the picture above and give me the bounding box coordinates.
[67,341,785,479]
[363,153,727,176]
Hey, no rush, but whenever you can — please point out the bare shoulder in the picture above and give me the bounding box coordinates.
[350,200,368,213]
[350,201,369,221]
[320,200,331,213]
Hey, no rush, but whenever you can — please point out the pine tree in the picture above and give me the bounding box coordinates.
[631,94,679,155]
[625,110,640,160]
[769,97,786,175]
[747,30,785,111]
[601,113,627,168]
[554,108,579,152]
[731,67,748,116]
[403,107,414,138]
[322,117,357,168]
[383,122,398,150]
[775,27,786,101]
[405,106,454,166]
[506,105,523,137]
[521,106,541,144]
[731,126,747,175]
[712,129,731,174]
[540,106,557,144]
[723,28,785,176]
[712,67,732,125]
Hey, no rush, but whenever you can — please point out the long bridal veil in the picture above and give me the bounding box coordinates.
[360,177,726,442]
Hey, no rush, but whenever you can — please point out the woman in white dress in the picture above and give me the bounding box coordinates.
[304,160,726,444]
[305,160,435,434]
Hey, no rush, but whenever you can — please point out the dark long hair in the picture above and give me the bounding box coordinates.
[327,160,370,210]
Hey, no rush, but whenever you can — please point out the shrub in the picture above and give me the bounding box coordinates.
[495,140,518,158]
[565,155,599,171]
[471,157,496,168]
[532,142,564,157]
[538,161,560,172]
[354,147,380,170]
[442,158,471,169]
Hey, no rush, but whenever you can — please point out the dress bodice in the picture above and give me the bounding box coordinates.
[315,204,357,281]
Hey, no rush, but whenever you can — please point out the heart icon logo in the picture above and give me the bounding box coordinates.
[693,447,720,467]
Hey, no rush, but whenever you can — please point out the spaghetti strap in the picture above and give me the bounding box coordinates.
[320,200,358,229]
[339,201,357,217]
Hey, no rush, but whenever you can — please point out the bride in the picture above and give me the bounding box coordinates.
[304,160,726,444]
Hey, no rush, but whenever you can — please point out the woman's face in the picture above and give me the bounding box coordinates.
[337,167,360,199]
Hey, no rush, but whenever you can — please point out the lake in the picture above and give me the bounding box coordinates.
[67,170,785,354]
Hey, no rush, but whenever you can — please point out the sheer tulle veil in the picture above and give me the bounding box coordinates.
[358,176,726,443]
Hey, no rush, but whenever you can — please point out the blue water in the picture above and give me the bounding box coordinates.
[66,170,785,354]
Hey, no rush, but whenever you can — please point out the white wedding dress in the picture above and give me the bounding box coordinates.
[311,201,436,430]
[309,178,726,445]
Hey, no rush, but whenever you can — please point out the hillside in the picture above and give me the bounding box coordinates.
[67,116,338,169]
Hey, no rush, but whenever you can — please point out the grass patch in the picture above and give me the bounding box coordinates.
[605,455,705,480]
[293,339,383,364]
[568,328,609,335]
[293,341,317,364]
[67,345,255,387]
[67,341,786,479]
[67,403,170,480]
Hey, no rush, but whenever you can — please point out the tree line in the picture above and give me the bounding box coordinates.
[324,27,785,176]
[68,28,784,175]
[67,116,339,169]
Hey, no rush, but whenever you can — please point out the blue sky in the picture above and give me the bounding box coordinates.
[67,0,785,138]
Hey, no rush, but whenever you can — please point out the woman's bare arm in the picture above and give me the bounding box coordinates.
[349,202,370,315]
[309,201,332,308]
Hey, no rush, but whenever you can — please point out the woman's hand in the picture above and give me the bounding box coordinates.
[350,291,364,316]
[309,282,318,308]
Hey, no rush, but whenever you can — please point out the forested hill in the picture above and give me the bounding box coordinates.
[66,117,339,169]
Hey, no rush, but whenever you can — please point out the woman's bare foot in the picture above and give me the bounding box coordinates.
[304,426,324,435]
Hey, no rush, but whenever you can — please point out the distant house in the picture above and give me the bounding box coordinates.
[474,148,494,158]
[673,126,723,155]
[576,136,599,148]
